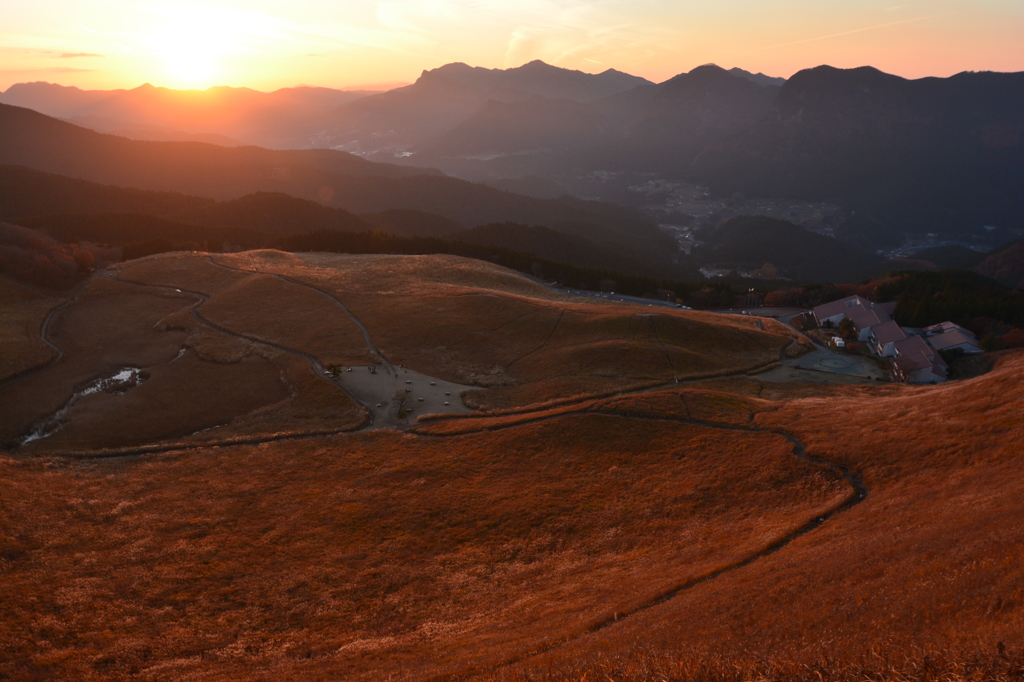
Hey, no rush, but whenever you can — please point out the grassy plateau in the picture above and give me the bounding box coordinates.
[0,251,1020,681]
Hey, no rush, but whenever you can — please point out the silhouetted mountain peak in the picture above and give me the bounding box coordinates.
[518,59,554,70]
[3,81,79,96]
[659,63,772,94]
[784,65,907,96]
[690,63,729,75]
[415,60,651,102]
[728,67,786,87]
[422,62,473,77]
[779,65,914,115]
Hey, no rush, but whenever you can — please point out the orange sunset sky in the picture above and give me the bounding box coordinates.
[2,0,1023,92]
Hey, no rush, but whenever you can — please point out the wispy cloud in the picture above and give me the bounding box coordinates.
[129,3,437,59]
[58,52,104,59]
[753,14,951,52]
[0,67,98,75]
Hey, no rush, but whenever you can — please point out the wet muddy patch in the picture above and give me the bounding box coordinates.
[19,367,148,445]
[17,351,291,452]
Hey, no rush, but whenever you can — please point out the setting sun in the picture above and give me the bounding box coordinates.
[149,5,233,87]
[166,47,217,85]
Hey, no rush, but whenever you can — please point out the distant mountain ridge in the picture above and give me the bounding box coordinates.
[417,60,652,102]
[0,60,652,155]
[0,165,682,280]
[417,63,781,164]
[693,65,1024,249]
[408,63,1023,254]
[728,67,786,87]
[5,60,1020,256]
[0,103,683,276]
[316,60,654,157]
[0,81,376,149]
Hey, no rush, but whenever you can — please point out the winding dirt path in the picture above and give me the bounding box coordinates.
[0,277,90,390]
[2,267,871,679]
[5,265,806,457]
[412,407,867,681]
[109,274,374,425]
[204,256,396,376]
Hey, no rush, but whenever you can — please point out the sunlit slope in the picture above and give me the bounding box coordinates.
[212,250,806,410]
[507,352,1024,678]
[4,250,1019,679]
[0,395,846,680]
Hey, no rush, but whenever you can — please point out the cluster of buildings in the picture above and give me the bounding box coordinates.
[812,295,983,384]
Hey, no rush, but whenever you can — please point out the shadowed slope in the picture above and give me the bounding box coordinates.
[0,278,63,382]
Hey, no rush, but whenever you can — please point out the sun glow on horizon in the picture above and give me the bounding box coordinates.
[2,0,1022,92]
[146,4,244,88]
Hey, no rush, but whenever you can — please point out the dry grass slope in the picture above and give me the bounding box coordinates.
[2,251,1020,682]
[198,273,375,367]
[211,251,805,410]
[499,353,1024,681]
[0,278,62,382]
[2,257,367,454]
[0,403,845,681]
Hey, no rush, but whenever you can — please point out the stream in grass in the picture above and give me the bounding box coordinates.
[18,367,148,446]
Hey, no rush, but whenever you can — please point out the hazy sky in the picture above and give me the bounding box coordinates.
[2,0,1022,91]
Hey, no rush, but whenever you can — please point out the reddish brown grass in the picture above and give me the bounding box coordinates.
[0,277,192,445]
[499,353,1024,680]
[494,645,1024,682]
[211,251,802,410]
[0,410,844,680]
[22,351,291,452]
[2,267,365,454]
[115,252,250,296]
[3,252,1021,682]
[198,273,375,366]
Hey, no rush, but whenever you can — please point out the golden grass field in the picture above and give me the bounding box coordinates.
[0,395,848,680]
[497,354,1024,681]
[1,251,1021,681]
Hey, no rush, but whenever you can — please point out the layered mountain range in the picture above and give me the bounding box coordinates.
[0,112,683,280]
[0,81,382,149]
[2,58,1022,267]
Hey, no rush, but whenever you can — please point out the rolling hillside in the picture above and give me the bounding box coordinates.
[0,250,799,453]
[0,249,1021,680]
[976,235,1024,289]
[0,108,680,269]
